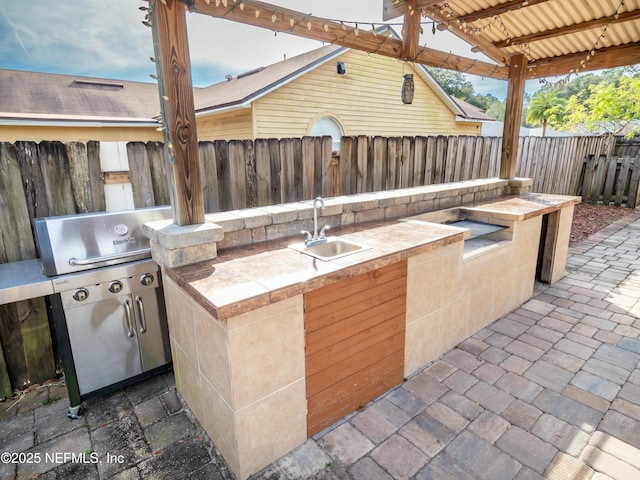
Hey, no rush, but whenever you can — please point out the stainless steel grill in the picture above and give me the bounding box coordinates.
[35,206,173,416]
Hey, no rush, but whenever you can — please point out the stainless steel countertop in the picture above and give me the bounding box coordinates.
[0,259,54,305]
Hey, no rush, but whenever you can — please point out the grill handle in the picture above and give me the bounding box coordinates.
[136,296,147,334]
[124,299,135,338]
[68,248,151,266]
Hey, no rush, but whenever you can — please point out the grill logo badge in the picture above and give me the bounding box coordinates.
[113,236,137,245]
[113,223,136,245]
[114,224,129,236]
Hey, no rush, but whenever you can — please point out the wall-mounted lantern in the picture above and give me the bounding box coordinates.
[401,74,414,104]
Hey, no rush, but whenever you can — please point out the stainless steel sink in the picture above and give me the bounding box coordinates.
[289,238,370,261]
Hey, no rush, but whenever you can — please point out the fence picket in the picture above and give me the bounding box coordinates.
[255,139,271,206]
[627,158,640,208]
[199,142,220,213]
[614,156,631,206]
[356,136,368,193]
[145,142,170,208]
[602,157,618,204]
[590,155,608,204]
[318,137,331,198]
[424,137,435,185]
[372,137,387,191]
[413,137,426,187]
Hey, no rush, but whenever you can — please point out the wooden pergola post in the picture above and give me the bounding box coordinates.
[500,53,527,179]
[150,0,205,226]
[401,0,420,60]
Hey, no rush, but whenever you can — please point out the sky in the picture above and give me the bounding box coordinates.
[0,0,548,101]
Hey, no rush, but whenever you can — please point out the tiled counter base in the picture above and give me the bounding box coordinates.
[144,181,579,479]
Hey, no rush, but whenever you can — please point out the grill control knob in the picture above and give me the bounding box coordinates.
[73,288,89,302]
[140,274,154,286]
[108,280,123,294]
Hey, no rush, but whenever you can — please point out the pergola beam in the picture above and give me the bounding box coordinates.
[527,42,640,78]
[402,0,420,60]
[455,0,552,23]
[189,0,509,79]
[495,9,640,48]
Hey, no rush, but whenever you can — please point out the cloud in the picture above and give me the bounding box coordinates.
[0,0,154,80]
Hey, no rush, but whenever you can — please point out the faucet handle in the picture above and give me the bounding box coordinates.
[319,225,331,239]
[301,230,312,241]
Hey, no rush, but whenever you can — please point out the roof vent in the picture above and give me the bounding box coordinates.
[237,66,266,79]
[72,79,124,89]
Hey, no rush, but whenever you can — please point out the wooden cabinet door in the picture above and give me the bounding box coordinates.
[305,261,407,437]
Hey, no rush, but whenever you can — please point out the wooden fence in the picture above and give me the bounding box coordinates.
[580,155,640,207]
[614,138,640,158]
[0,134,624,395]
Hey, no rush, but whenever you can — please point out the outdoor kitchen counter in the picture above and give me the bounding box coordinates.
[165,193,580,321]
[0,259,53,305]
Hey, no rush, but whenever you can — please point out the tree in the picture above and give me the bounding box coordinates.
[526,88,565,136]
[427,67,475,102]
[426,67,501,112]
[485,100,506,121]
[564,76,640,137]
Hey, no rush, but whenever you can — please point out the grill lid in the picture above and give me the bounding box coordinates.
[35,206,172,276]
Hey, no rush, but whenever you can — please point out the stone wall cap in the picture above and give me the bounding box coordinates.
[143,220,224,249]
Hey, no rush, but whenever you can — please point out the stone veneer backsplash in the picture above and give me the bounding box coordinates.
[207,178,530,251]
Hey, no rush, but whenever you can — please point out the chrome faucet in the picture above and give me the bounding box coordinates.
[302,197,330,246]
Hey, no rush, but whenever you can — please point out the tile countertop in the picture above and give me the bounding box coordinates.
[165,193,581,321]
[462,193,582,221]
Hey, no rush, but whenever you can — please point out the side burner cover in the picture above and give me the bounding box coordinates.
[447,220,506,239]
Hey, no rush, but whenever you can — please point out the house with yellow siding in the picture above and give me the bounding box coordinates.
[0,31,491,144]
[194,42,492,146]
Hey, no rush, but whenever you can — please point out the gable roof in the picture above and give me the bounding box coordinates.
[193,44,345,113]
[451,96,494,122]
[0,69,161,126]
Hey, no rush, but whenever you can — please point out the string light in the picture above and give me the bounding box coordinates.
[537,0,626,86]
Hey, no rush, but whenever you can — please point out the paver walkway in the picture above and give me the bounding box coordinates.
[1,212,639,480]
